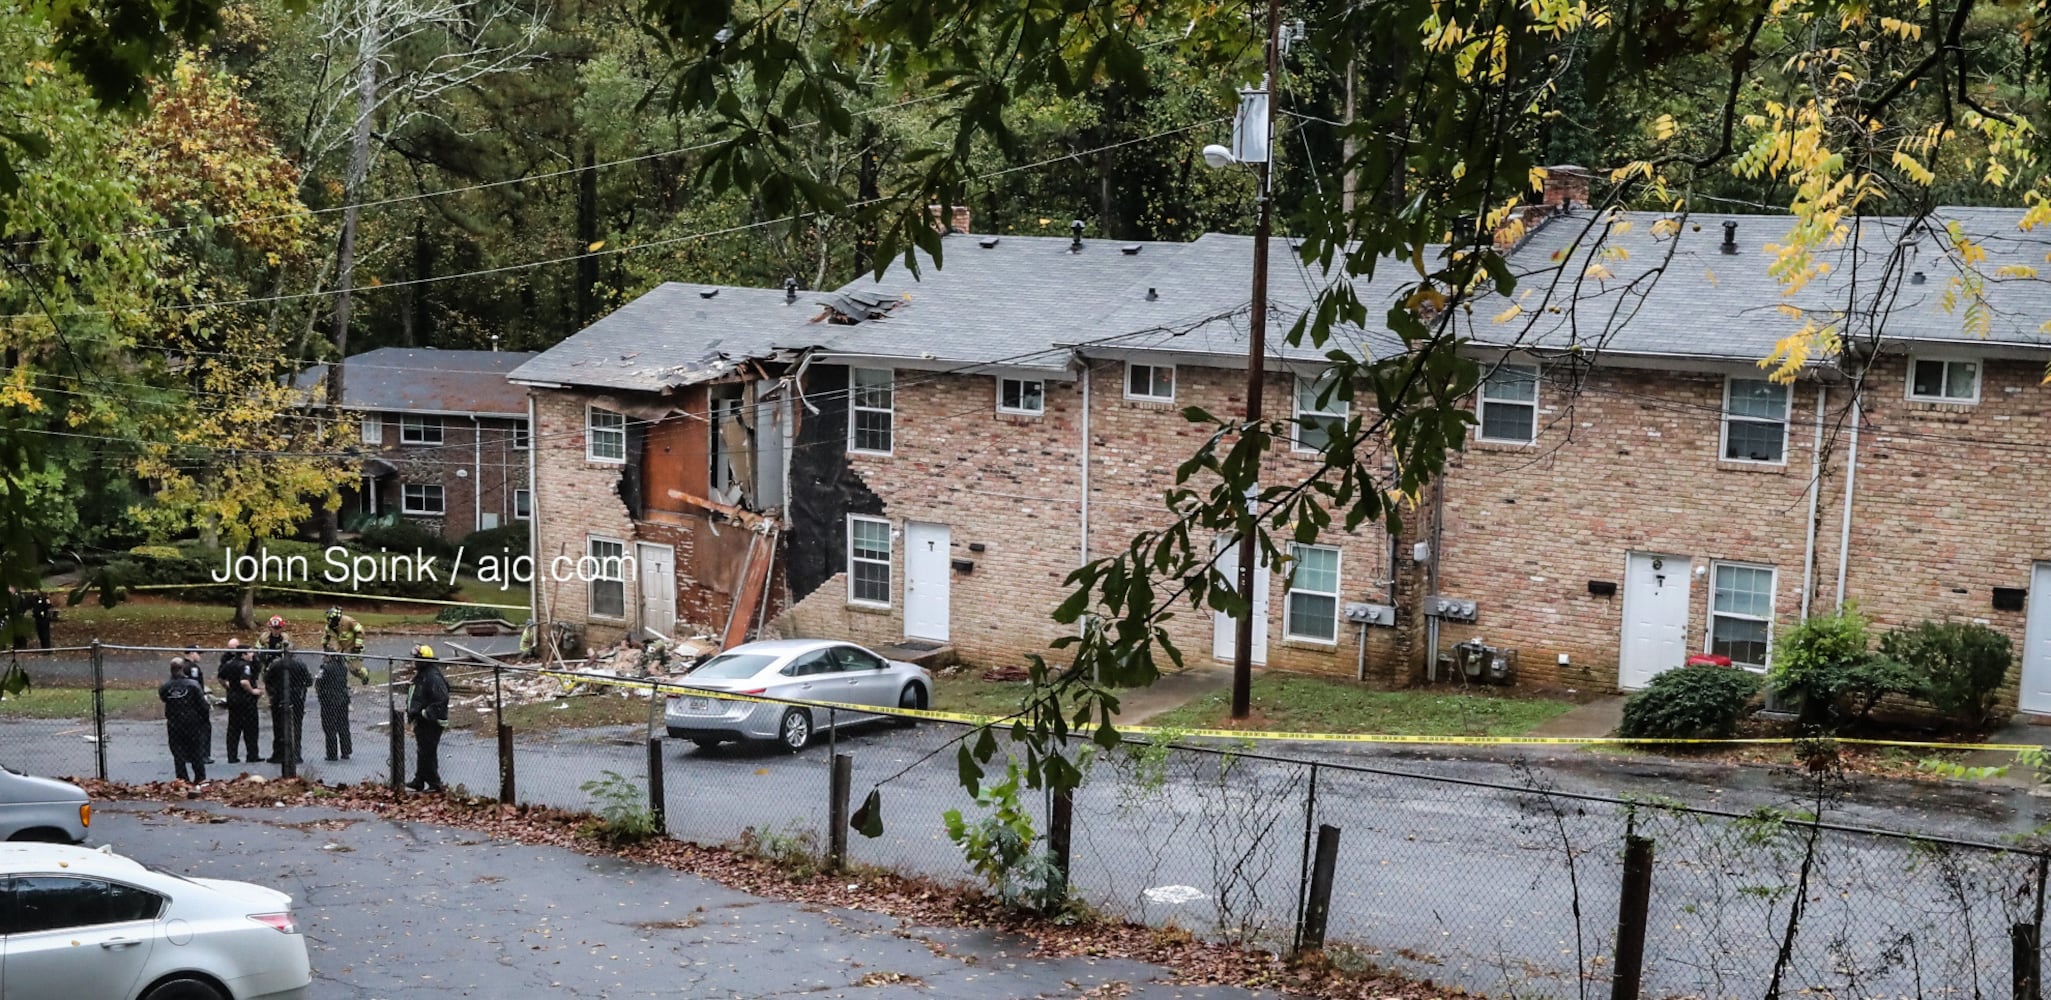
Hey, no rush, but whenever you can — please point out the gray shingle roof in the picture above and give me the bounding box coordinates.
[1468,208,2051,360]
[294,348,538,415]
[1072,232,1412,365]
[506,284,818,392]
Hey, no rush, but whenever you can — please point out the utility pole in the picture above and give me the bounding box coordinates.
[1230,0,1284,720]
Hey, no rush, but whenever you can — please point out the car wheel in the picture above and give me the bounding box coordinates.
[141,977,227,1000]
[778,708,812,752]
[690,737,723,751]
[7,828,73,843]
[895,684,926,727]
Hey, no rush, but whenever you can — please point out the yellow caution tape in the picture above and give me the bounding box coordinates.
[526,670,2051,753]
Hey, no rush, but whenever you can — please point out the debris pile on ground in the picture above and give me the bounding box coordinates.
[444,633,724,717]
[980,664,1030,683]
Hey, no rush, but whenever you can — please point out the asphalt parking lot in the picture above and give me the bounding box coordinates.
[94,799,1263,999]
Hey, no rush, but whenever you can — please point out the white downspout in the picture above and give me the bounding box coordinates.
[1800,384,1825,621]
[1079,360,1091,571]
[526,395,541,627]
[1834,393,1862,610]
[472,415,483,534]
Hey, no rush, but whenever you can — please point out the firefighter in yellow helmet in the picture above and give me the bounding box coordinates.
[405,645,449,792]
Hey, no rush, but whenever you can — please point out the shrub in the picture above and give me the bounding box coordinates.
[1880,620,2013,725]
[1618,667,1762,739]
[1767,607,1873,728]
[579,770,659,844]
[943,761,1066,911]
[1836,656,1926,720]
[461,523,529,562]
[355,518,458,561]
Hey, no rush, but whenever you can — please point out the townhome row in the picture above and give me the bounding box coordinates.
[502,183,2051,714]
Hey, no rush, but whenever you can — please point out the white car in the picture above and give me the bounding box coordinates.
[0,842,310,1000]
[0,765,91,843]
[665,638,933,751]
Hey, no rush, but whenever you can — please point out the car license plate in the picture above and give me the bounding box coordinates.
[687,697,710,711]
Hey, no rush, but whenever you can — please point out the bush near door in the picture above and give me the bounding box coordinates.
[1766,607,1875,728]
[1618,667,1762,739]
[1878,621,2013,726]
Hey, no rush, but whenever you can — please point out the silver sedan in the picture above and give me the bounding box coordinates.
[663,638,933,752]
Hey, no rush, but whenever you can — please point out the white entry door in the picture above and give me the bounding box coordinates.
[1618,552,1692,690]
[2020,563,2051,714]
[636,542,675,636]
[904,522,951,642]
[1212,538,1270,666]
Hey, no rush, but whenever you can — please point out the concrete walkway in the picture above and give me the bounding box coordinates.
[1115,664,1232,723]
[1525,694,1626,738]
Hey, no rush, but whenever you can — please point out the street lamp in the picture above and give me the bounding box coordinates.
[1202,5,1283,721]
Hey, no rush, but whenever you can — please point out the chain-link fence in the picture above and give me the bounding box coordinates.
[4,643,2046,998]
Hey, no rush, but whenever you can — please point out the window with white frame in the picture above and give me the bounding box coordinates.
[1285,544,1341,642]
[849,368,894,454]
[1125,363,1175,402]
[1722,378,1789,463]
[513,488,532,520]
[512,420,530,449]
[1476,363,1539,443]
[1908,356,1981,403]
[360,416,384,445]
[400,414,443,446]
[401,483,445,515]
[1709,562,1776,670]
[847,516,892,606]
[588,537,626,618]
[1293,372,1348,452]
[586,407,626,463]
[998,377,1045,415]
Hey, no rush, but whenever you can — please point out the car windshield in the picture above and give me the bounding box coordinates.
[688,653,779,680]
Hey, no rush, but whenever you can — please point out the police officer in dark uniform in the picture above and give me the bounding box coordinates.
[262,638,312,765]
[314,651,355,760]
[406,645,449,792]
[159,657,208,782]
[183,646,214,764]
[217,639,262,764]
[26,592,53,650]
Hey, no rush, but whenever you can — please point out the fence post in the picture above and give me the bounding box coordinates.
[1298,824,1341,954]
[1049,783,1073,892]
[1612,833,1657,1000]
[646,736,667,835]
[827,753,853,872]
[1292,762,1320,953]
[2016,922,2042,1000]
[388,709,406,796]
[89,640,107,781]
[495,667,515,803]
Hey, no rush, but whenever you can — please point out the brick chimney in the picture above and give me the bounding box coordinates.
[1540,164,1592,209]
[927,204,973,235]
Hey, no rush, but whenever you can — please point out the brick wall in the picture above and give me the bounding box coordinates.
[1433,363,1825,691]
[359,411,529,540]
[531,391,641,644]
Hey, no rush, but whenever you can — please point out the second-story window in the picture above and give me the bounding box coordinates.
[360,415,384,445]
[1476,364,1538,443]
[587,406,626,463]
[1908,356,1981,404]
[1293,372,1348,452]
[400,414,443,446]
[850,368,894,454]
[1125,363,1175,402]
[998,377,1044,415]
[512,420,530,450]
[1722,378,1789,464]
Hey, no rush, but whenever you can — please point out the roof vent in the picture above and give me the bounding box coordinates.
[784,277,798,304]
[1720,221,1738,255]
[1122,244,1142,255]
[1070,219,1085,253]
[1451,214,1476,245]
[978,237,1000,249]
[1911,270,1927,285]
[1146,287,1158,301]
[700,287,720,299]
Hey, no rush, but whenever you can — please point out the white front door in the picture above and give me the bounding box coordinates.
[636,542,675,636]
[904,522,951,642]
[1212,538,1270,666]
[1619,552,1692,690]
[2020,563,2051,714]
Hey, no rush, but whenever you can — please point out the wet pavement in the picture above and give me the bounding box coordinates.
[96,800,1260,999]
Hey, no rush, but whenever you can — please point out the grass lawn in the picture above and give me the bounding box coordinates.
[479,694,656,733]
[1143,672,1577,738]
[0,686,157,720]
[930,675,1034,719]
[453,576,530,609]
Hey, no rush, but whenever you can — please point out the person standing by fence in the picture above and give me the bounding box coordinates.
[26,592,54,650]
[218,640,262,764]
[405,645,448,793]
[263,639,312,765]
[183,646,214,764]
[159,657,208,783]
[315,651,356,760]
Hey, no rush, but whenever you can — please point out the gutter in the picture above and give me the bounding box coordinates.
[1080,359,1092,574]
[527,393,541,629]
[472,416,483,535]
[1834,394,1862,610]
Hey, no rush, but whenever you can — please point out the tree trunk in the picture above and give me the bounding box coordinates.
[320,16,382,547]
[576,139,599,327]
[232,538,261,629]
[1341,59,1357,217]
[853,120,879,275]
